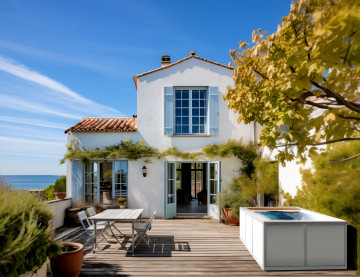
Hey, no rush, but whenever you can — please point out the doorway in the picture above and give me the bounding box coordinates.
[176,163,207,214]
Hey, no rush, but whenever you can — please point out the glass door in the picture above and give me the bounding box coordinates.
[84,161,100,203]
[165,161,176,219]
[113,161,128,202]
[208,161,221,219]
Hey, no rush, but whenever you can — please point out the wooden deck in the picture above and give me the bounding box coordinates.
[54,219,357,276]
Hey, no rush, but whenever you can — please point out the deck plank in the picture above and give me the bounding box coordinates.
[54,219,357,276]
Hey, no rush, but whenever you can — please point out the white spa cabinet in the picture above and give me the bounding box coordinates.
[239,207,348,271]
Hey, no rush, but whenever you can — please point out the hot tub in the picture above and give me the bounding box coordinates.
[239,207,347,271]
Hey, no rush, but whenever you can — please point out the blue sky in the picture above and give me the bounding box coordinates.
[0,0,291,175]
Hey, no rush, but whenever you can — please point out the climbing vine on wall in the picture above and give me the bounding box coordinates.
[61,139,257,175]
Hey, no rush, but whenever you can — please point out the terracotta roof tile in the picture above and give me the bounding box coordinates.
[133,55,233,89]
[65,117,137,134]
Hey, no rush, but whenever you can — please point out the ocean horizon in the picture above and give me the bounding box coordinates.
[2,175,63,190]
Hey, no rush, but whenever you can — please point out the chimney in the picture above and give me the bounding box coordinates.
[190,51,196,56]
[161,55,171,67]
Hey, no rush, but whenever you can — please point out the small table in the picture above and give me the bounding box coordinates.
[89,209,143,254]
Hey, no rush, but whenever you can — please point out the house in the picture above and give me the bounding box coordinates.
[65,51,257,219]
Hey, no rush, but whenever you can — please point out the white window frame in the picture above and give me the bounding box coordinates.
[174,86,208,135]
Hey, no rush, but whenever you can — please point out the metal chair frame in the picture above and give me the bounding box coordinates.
[133,210,157,248]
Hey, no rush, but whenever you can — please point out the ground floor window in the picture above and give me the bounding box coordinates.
[83,160,128,204]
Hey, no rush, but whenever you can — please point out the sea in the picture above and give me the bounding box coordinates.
[2,175,63,190]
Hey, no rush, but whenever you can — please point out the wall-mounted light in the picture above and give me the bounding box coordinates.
[142,166,147,177]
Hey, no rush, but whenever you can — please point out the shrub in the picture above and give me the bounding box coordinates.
[218,187,248,218]
[45,184,56,201]
[0,185,61,276]
[54,175,66,193]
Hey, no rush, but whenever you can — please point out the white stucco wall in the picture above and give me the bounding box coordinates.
[66,57,255,218]
[136,57,254,151]
[278,151,313,205]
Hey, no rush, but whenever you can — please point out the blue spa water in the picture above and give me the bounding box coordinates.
[255,211,315,221]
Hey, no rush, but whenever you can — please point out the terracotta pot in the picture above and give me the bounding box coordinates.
[51,242,83,277]
[222,208,240,226]
[54,192,66,200]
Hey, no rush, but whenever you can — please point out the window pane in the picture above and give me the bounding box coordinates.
[168,163,175,179]
[182,117,189,124]
[182,100,189,107]
[175,126,181,133]
[200,108,206,116]
[200,126,205,133]
[121,173,127,183]
[200,90,206,99]
[182,109,189,116]
[193,117,199,124]
[176,117,181,124]
[200,100,206,107]
[182,90,189,99]
[168,180,174,194]
[175,90,181,98]
[192,90,199,99]
[192,126,199,133]
[176,100,181,107]
[200,117,205,124]
[192,100,199,107]
[176,108,181,116]
[193,109,199,116]
[210,180,216,194]
[182,126,189,133]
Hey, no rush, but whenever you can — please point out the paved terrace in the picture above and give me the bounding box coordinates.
[54,219,356,276]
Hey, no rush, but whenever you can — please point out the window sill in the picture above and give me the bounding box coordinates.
[170,135,213,137]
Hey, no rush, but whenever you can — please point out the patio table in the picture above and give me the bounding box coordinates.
[89,208,143,254]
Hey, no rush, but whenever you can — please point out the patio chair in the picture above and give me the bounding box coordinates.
[77,210,110,248]
[133,210,157,248]
[86,207,123,236]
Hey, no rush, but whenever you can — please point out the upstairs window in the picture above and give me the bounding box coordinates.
[164,86,218,136]
[175,88,207,135]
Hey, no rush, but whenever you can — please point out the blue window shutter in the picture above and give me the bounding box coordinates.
[71,161,83,202]
[208,86,219,135]
[164,87,174,135]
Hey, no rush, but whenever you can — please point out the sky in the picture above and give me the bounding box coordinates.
[0,0,291,175]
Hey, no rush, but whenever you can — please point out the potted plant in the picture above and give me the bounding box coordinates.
[54,175,66,200]
[118,197,127,209]
[218,187,248,226]
[65,198,86,225]
[0,183,61,277]
[50,242,84,277]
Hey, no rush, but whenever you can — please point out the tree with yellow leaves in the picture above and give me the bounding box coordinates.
[224,0,360,163]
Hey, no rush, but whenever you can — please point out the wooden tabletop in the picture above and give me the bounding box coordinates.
[88,209,143,221]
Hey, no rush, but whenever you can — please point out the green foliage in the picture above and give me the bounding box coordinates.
[45,184,56,201]
[283,141,360,271]
[203,140,257,177]
[61,139,257,178]
[218,187,248,218]
[158,146,201,160]
[54,175,66,192]
[224,0,360,164]
[0,187,61,276]
[60,139,159,164]
[228,158,279,207]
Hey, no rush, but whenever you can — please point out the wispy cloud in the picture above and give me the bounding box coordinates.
[0,116,68,130]
[0,135,64,147]
[0,55,123,117]
[0,94,82,120]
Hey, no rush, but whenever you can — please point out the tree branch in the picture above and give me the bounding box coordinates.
[330,153,360,163]
[338,114,360,120]
[276,137,360,147]
[252,67,269,80]
[310,81,360,113]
